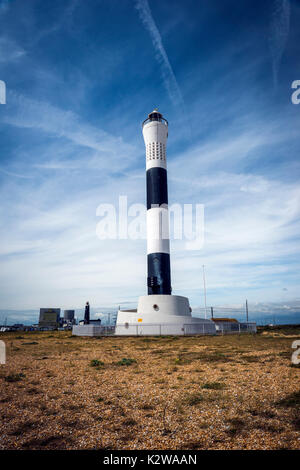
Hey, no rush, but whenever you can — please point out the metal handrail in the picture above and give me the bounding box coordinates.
[142,116,168,128]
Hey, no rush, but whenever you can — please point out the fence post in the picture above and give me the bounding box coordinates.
[159,324,161,336]
[238,323,241,335]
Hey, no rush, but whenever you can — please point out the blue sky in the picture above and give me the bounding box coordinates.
[0,0,300,315]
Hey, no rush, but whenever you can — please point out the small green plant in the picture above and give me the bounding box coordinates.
[27,387,40,395]
[242,355,260,363]
[184,393,204,406]
[141,403,154,410]
[278,351,290,358]
[293,417,300,431]
[116,358,137,366]
[174,356,191,365]
[225,417,246,436]
[122,418,137,426]
[277,390,300,409]
[202,381,226,390]
[154,378,166,384]
[10,420,37,436]
[96,397,104,402]
[5,373,26,383]
[180,440,202,450]
[93,415,103,421]
[90,359,104,367]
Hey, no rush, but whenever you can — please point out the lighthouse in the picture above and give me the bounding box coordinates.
[115,109,216,336]
[143,109,171,296]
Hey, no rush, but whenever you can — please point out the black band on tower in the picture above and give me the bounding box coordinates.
[147,253,171,295]
[146,167,168,210]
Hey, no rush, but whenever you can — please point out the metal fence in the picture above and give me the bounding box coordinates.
[81,322,256,336]
[194,307,250,321]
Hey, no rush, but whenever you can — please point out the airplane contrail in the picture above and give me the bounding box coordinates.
[134,0,185,109]
[269,0,290,89]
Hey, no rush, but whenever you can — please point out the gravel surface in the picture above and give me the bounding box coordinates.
[0,328,299,450]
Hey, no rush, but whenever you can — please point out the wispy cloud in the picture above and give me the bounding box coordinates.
[3,91,138,172]
[134,0,185,109]
[269,0,290,89]
[32,0,80,45]
[0,167,33,179]
[0,36,26,62]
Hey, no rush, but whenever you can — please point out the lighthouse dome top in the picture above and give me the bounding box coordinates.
[149,108,162,119]
[142,109,168,127]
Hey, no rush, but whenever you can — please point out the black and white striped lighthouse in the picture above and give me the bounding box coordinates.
[114,109,216,336]
[142,109,171,295]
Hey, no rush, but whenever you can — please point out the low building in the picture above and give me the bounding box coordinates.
[212,318,256,334]
[89,319,101,325]
[39,308,60,329]
[63,310,75,323]
[12,324,25,330]
[212,317,239,332]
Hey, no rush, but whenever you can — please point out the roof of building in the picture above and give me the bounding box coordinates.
[211,318,238,323]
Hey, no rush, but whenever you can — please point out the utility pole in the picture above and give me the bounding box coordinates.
[202,265,207,320]
[246,299,248,322]
[211,306,214,319]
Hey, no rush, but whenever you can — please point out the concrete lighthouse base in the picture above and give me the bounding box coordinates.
[115,295,216,336]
